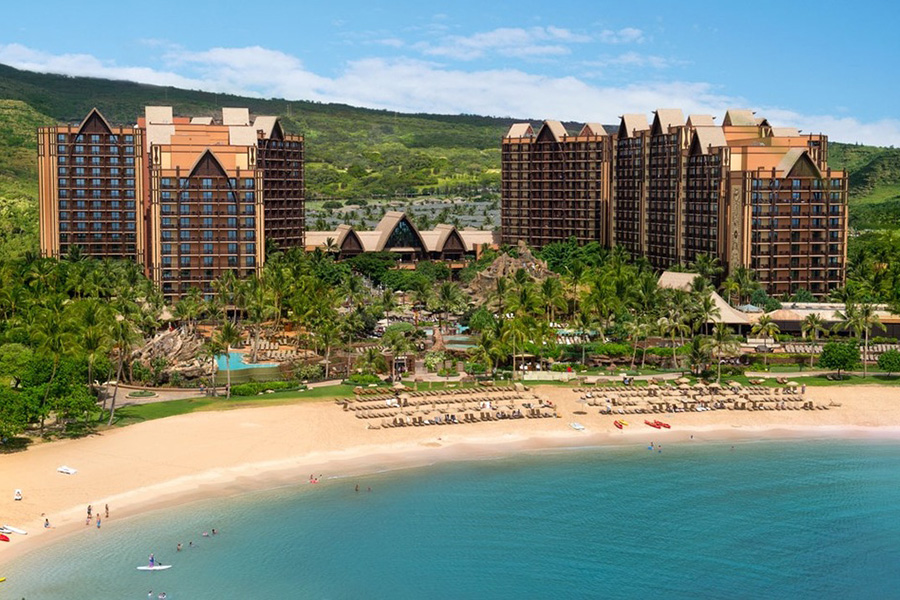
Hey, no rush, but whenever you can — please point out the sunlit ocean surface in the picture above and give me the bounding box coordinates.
[6,439,900,599]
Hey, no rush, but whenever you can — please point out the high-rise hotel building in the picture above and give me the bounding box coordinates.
[39,107,304,301]
[501,109,848,297]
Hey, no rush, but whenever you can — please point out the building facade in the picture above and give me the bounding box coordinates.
[501,121,610,248]
[39,106,304,302]
[500,109,848,297]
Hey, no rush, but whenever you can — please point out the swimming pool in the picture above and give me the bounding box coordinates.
[216,351,278,371]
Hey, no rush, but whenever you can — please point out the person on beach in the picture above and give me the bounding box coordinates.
[87,504,92,518]
[96,516,101,528]
[355,484,359,492]
[85,515,91,526]
[105,504,109,518]
[44,518,50,528]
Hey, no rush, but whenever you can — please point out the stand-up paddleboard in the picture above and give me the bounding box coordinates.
[137,565,172,571]
[2,526,26,535]
[0,534,9,542]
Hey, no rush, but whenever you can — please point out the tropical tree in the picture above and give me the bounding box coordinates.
[539,277,566,324]
[801,313,827,367]
[107,318,141,426]
[858,304,882,378]
[877,348,900,376]
[431,281,467,332]
[704,323,741,382]
[502,315,534,380]
[818,340,860,379]
[214,320,244,399]
[355,346,388,375]
[751,315,781,368]
[31,306,79,433]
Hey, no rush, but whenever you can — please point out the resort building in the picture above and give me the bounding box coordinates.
[38,106,304,301]
[501,109,848,297]
[305,211,498,265]
[501,121,611,248]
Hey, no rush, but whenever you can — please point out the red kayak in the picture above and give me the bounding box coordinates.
[614,420,623,430]
[645,420,661,429]
[655,420,671,429]
[0,534,9,542]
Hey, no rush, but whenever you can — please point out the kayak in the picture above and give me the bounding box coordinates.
[0,535,8,542]
[137,565,172,571]
[655,420,671,429]
[645,420,661,429]
[2,526,26,535]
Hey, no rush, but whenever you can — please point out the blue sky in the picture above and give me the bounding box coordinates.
[2,0,898,145]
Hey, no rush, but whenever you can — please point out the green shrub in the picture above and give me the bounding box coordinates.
[425,351,450,372]
[230,381,296,397]
[346,373,383,385]
[550,362,576,372]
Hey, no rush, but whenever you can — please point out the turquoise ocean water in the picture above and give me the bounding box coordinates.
[5,439,900,599]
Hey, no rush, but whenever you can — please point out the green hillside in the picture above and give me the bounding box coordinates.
[829,142,900,230]
[1,62,900,260]
[0,63,508,200]
[0,99,55,261]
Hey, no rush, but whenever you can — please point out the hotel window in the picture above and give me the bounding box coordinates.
[58,167,68,175]
[57,134,66,142]
[180,243,191,253]
[245,256,256,267]
[180,257,191,267]
[124,135,133,143]
[201,178,213,189]
[180,218,190,227]
[162,244,172,254]
[91,146,100,154]
[91,158,101,165]
[203,257,214,267]
[110,157,119,165]
[227,243,238,254]
[202,243,213,254]
[180,230,190,240]
[180,204,191,215]
[202,231,213,240]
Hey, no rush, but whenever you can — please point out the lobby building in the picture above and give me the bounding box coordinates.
[501,109,848,297]
[38,106,304,301]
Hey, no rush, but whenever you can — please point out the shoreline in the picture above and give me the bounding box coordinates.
[3,384,900,564]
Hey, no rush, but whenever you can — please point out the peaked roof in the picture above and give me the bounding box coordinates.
[776,148,822,178]
[253,116,283,139]
[619,114,649,138]
[723,109,757,126]
[186,149,229,179]
[579,123,608,136]
[769,127,800,137]
[305,224,362,250]
[657,271,749,325]
[537,120,568,141]
[371,211,428,252]
[686,114,715,128]
[690,126,727,155]
[652,109,684,133]
[77,108,113,135]
[505,123,534,138]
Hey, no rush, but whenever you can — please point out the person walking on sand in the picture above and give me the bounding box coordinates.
[96,516,101,529]
[44,518,50,528]
[105,504,109,518]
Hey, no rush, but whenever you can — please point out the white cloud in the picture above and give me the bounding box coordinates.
[597,28,644,44]
[1,42,897,147]
[585,52,681,69]
[417,26,591,61]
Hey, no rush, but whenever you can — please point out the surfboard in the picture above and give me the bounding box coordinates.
[2,526,26,535]
[137,565,172,571]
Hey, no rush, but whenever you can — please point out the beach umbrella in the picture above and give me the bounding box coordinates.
[693,382,706,389]
[727,381,742,388]
[677,383,691,390]
[676,377,690,384]
[708,382,721,389]
[648,383,659,389]
[786,381,800,388]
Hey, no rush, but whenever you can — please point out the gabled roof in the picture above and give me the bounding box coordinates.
[186,149,229,179]
[190,117,213,125]
[536,120,568,142]
[722,109,757,126]
[77,108,114,135]
[686,114,715,128]
[222,107,250,126]
[419,224,462,253]
[652,109,684,134]
[371,211,428,252]
[305,224,362,251]
[690,126,727,155]
[579,123,608,137]
[253,116,283,139]
[657,271,749,325]
[459,230,499,250]
[776,148,822,178]
[505,123,534,138]
[618,114,649,138]
[769,127,800,137]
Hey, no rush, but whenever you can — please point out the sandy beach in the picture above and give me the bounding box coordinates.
[1,383,898,562]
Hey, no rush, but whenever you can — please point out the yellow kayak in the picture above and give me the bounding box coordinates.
[0,577,6,582]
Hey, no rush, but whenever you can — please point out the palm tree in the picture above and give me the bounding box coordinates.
[751,315,781,368]
[502,315,533,380]
[355,346,388,375]
[107,318,140,426]
[564,261,587,317]
[656,315,680,370]
[858,304,882,377]
[382,328,414,380]
[240,276,276,364]
[539,277,566,324]
[489,276,510,316]
[691,291,721,335]
[199,339,223,396]
[32,307,78,433]
[469,327,502,377]
[705,323,740,382]
[215,320,244,399]
[432,281,466,333]
[689,253,724,282]
[801,313,827,367]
